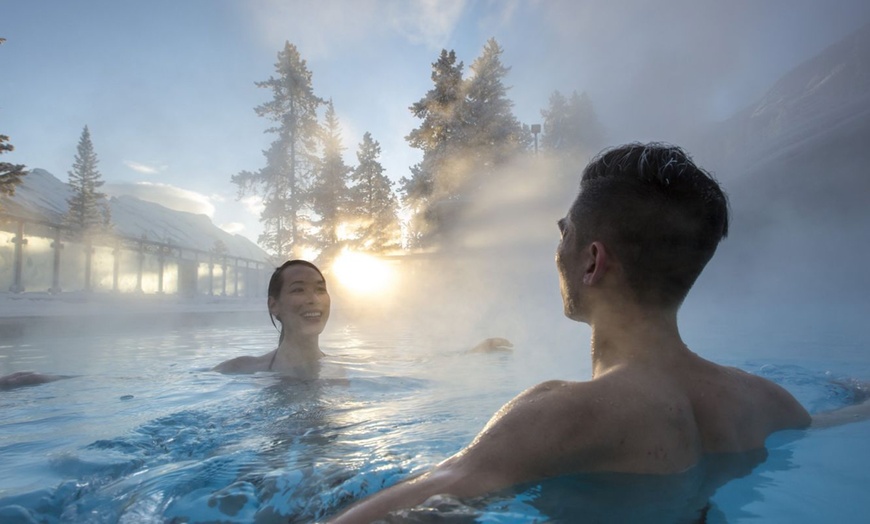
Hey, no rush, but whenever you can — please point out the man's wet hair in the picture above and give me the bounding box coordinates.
[570,143,729,307]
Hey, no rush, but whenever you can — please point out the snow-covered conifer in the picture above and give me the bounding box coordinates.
[232,42,322,261]
[311,100,350,255]
[348,132,401,252]
[65,126,111,236]
[0,134,27,201]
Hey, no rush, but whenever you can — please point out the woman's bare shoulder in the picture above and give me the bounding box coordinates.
[212,352,273,374]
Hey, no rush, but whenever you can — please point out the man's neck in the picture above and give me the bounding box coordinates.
[588,302,688,378]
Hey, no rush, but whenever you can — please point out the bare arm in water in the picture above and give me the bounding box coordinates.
[811,380,870,428]
[328,379,673,524]
[0,371,70,391]
[327,384,554,524]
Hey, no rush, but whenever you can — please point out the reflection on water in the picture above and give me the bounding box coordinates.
[0,317,868,522]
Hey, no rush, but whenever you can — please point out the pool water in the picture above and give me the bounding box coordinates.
[1,303,869,523]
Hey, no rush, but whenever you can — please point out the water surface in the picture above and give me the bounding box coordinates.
[0,304,868,522]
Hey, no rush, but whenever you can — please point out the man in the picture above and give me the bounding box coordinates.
[327,143,825,523]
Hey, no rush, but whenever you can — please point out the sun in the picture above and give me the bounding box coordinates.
[330,250,395,295]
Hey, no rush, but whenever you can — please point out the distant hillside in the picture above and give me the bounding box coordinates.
[697,22,870,171]
[0,168,269,262]
[693,23,870,302]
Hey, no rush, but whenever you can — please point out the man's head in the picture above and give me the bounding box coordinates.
[557,143,729,318]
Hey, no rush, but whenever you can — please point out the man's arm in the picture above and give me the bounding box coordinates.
[811,401,870,428]
[327,430,527,524]
[328,381,587,523]
[811,380,870,429]
[327,464,477,524]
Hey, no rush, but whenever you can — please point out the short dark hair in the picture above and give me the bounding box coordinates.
[570,143,729,307]
[268,260,326,343]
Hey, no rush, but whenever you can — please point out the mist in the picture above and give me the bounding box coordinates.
[341,8,870,371]
[3,2,870,366]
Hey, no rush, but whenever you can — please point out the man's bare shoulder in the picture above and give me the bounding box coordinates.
[456,379,628,477]
[489,377,650,428]
[212,353,272,374]
[686,362,811,442]
[486,380,600,424]
[727,365,811,428]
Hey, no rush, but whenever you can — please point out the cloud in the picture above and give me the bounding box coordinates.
[388,0,467,50]
[476,0,521,33]
[243,0,383,58]
[220,222,245,235]
[240,195,265,216]
[241,0,467,57]
[105,181,215,217]
[123,160,166,175]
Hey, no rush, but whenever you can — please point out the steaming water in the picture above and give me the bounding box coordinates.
[1,305,869,523]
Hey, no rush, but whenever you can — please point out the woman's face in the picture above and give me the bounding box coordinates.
[268,265,331,339]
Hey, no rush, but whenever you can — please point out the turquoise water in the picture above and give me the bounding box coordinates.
[0,305,868,523]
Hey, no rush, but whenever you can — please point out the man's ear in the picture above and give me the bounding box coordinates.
[583,241,608,285]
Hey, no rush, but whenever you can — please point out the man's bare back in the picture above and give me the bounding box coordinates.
[451,350,810,483]
[395,348,809,493]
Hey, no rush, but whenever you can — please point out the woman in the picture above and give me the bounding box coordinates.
[213,260,338,379]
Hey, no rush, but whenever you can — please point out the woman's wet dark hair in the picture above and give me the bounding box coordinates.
[268,259,326,344]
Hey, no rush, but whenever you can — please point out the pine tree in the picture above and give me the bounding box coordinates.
[348,132,402,252]
[464,38,528,172]
[232,42,322,260]
[569,91,606,153]
[311,100,350,256]
[403,40,530,248]
[541,90,606,174]
[540,90,570,153]
[65,126,111,236]
[0,134,27,201]
[402,49,467,247]
[0,39,27,203]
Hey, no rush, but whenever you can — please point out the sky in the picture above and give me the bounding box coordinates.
[3,0,870,246]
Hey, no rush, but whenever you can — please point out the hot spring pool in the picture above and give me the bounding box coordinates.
[1,303,869,523]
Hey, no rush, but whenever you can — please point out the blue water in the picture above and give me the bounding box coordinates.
[1,304,869,523]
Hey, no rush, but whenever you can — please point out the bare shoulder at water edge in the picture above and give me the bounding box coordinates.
[211,352,275,374]
[0,371,72,391]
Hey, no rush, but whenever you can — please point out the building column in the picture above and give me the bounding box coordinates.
[49,227,63,294]
[9,220,26,293]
